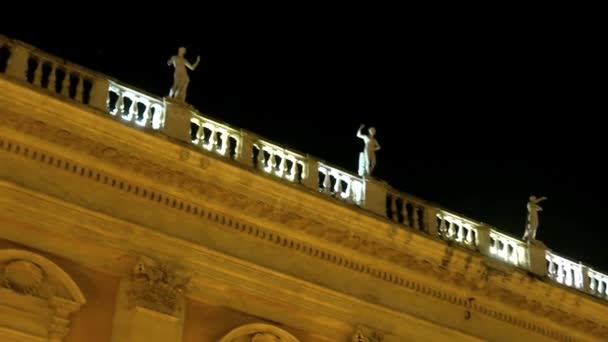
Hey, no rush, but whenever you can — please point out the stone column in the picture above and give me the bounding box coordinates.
[162,98,192,143]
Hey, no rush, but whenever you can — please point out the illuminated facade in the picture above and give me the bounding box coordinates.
[1,35,607,341]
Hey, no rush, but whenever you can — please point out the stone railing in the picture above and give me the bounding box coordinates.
[488,230,528,267]
[0,37,166,130]
[252,139,308,184]
[318,162,364,205]
[436,210,479,249]
[386,190,429,233]
[546,251,584,290]
[190,111,241,159]
[4,34,608,303]
[108,81,165,130]
[1,39,107,111]
[588,268,608,299]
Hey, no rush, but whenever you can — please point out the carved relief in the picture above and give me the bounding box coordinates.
[352,325,383,342]
[0,249,85,341]
[1,259,44,297]
[128,256,190,316]
[218,323,300,342]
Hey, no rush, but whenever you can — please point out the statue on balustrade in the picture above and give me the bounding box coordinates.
[357,124,381,177]
[523,195,547,242]
[167,47,200,103]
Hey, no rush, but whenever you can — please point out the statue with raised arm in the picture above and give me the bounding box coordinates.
[356,124,381,177]
[167,47,200,103]
[523,195,547,242]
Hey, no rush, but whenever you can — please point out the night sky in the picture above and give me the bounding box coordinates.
[2,12,605,271]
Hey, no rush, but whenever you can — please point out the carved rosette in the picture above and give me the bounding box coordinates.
[127,256,190,316]
[352,325,383,342]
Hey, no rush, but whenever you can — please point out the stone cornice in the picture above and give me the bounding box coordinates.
[1,76,607,341]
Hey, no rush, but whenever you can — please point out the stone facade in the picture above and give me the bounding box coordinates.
[1,35,608,341]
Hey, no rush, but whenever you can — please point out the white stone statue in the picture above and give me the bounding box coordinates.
[523,195,547,242]
[167,47,200,103]
[357,124,381,177]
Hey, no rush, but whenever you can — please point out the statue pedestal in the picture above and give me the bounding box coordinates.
[363,177,387,217]
[527,240,548,277]
[162,98,192,143]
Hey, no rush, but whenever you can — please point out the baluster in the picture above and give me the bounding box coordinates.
[142,103,152,127]
[33,58,43,87]
[390,195,399,222]
[286,157,294,179]
[401,200,410,226]
[466,227,474,245]
[333,175,343,195]
[439,216,447,237]
[195,120,205,145]
[447,219,454,238]
[268,151,276,172]
[129,97,139,122]
[456,223,464,242]
[61,70,71,97]
[278,153,286,176]
[343,179,352,202]
[207,126,216,151]
[48,63,57,92]
[322,170,331,194]
[413,207,420,230]
[217,131,226,155]
[114,92,124,116]
[75,75,84,102]
[257,146,265,169]
[555,262,563,283]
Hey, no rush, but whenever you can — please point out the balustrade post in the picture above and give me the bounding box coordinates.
[5,43,29,81]
[303,155,319,191]
[580,263,591,294]
[527,241,548,277]
[162,98,191,143]
[424,206,438,236]
[89,77,110,112]
[237,130,256,167]
[363,177,388,217]
[477,225,491,256]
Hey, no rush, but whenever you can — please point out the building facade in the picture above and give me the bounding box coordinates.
[1,35,607,341]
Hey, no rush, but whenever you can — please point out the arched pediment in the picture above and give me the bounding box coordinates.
[218,323,300,342]
[0,249,86,341]
[0,248,85,304]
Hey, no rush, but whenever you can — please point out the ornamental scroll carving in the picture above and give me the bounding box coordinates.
[127,256,190,316]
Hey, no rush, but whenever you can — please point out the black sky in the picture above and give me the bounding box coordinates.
[2,10,605,270]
